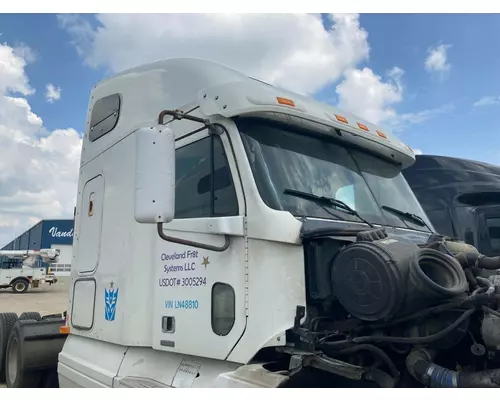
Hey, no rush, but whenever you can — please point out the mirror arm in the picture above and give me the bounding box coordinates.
[156,223,230,252]
[158,109,217,133]
[155,109,229,252]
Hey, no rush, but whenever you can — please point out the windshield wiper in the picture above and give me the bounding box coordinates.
[284,188,374,227]
[381,205,432,232]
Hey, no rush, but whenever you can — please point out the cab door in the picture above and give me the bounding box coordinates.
[152,129,247,361]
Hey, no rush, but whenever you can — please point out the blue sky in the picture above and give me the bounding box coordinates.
[0,13,103,133]
[1,12,500,246]
[1,13,500,162]
[359,13,500,163]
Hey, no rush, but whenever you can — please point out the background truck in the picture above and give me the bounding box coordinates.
[0,249,59,293]
[403,155,500,256]
[2,58,500,388]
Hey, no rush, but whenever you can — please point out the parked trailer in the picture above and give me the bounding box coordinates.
[3,58,500,388]
[0,312,66,387]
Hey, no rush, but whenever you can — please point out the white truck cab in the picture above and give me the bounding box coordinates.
[59,57,435,388]
[4,58,500,389]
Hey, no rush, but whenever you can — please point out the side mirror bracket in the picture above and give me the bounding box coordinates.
[134,109,231,253]
[156,223,230,252]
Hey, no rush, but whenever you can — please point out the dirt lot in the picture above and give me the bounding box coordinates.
[0,277,70,316]
[0,277,70,389]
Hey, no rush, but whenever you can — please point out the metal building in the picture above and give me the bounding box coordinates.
[0,219,74,276]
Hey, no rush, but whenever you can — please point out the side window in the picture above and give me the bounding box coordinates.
[175,135,238,219]
[211,282,235,336]
[89,94,121,142]
[486,216,500,253]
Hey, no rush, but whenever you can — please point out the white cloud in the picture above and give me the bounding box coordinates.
[390,103,454,131]
[45,83,61,103]
[58,13,370,95]
[0,42,35,96]
[335,64,453,131]
[473,96,500,107]
[0,42,81,247]
[336,66,404,125]
[13,43,36,64]
[425,43,451,74]
[413,148,423,155]
[59,13,451,133]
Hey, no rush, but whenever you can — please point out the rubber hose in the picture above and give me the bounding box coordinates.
[406,348,460,388]
[367,292,496,331]
[476,277,495,295]
[482,306,500,319]
[323,308,475,348]
[464,268,479,291]
[477,255,500,270]
[334,344,400,380]
[407,348,500,388]
[302,227,365,239]
[454,252,500,270]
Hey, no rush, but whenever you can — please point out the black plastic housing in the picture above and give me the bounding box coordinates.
[331,236,468,321]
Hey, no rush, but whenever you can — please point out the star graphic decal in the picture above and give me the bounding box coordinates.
[201,256,210,268]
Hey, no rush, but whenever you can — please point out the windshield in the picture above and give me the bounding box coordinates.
[236,117,433,232]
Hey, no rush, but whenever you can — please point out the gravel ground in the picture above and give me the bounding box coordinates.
[0,277,71,388]
[0,277,70,315]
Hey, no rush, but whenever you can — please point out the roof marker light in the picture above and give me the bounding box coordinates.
[277,97,295,107]
[376,130,388,140]
[335,114,348,124]
[60,325,70,334]
[357,122,369,131]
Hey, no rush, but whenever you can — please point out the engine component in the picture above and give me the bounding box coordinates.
[291,351,398,388]
[356,228,389,242]
[443,240,480,255]
[444,240,500,271]
[470,342,486,357]
[481,275,500,350]
[298,231,500,387]
[405,310,470,350]
[331,236,468,321]
[406,347,500,388]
